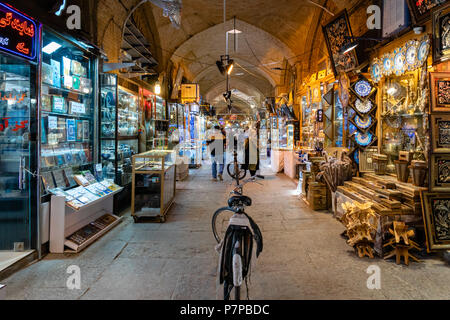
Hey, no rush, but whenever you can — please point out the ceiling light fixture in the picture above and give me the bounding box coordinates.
[42,42,62,54]
[154,82,161,95]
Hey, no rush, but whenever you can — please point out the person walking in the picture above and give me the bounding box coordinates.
[206,125,226,181]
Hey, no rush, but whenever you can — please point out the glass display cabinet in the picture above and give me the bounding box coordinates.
[131,150,176,222]
[143,91,168,150]
[40,29,97,196]
[380,71,425,173]
[271,116,279,149]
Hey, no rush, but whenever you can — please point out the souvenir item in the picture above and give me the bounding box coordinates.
[52,169,68,188]
[430,154,450,192]
[371,59,382,83]
[69,101,85,115]
[72,75,81,91]
[42,63,53,85]
[417,36,430,65]
[76,120,84,141]
[355,132,373,147]
[405,40,418,70]
[355,115,373,129]
[50,59,61,88]
[71,60,84,76]
[355,99,372,114]
[63,57,71,77]
[52,96,65,113]
[41,94,52,112]
[322,10,358,76]
[431,114,450,153]
[406,0,447,26]
[80,78,92,94]
[83,120,90,141]
[41,171,56,191]
[421,192,450,251]
[66,119,76,142]
[354,80,372,97]
[393,48,406,75]
[382,53,394,76]
[432,3,450,64]
[430,72,450,112]
[63,75,73,89]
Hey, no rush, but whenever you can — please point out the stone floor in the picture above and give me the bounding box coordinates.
[2,163,450,300]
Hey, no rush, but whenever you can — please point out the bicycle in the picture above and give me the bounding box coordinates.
[212,150,263,300]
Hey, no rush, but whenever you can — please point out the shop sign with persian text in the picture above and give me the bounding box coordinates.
[0,2,38,60]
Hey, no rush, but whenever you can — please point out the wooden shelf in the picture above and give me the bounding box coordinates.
[64,213,122,253]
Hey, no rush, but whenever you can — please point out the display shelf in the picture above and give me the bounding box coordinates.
[42,82,90,96]
[64,213,122,253]
[65,186,123,211]
[41,110,91,120]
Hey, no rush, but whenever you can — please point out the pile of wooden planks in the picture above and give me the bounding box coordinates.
[336,173,425,217]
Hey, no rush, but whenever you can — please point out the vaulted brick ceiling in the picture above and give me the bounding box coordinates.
[136,0,362,112]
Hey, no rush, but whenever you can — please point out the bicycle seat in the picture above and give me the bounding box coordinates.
[228,195,252,208]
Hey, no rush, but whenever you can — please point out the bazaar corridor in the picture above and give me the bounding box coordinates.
[2,165,450,300]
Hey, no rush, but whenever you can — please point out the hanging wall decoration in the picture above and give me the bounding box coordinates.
[421,192,450,251]
[371,35,430,83]
[431,114,450,153]
[406,0,447,26]
[432,2,450,65]
[354,79,373,98]
[322,10,358,76]
[354,115,373,130]
[430,72,450,113]
[430,154,450,192]
[355,99,373,114]
[355,132,373,147]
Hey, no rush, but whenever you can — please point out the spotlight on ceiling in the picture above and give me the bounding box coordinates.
[216,55,234,76]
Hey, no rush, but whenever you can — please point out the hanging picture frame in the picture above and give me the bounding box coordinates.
[430,72,450,112]
[406,0,447,26]
[421,192,450,252]
[431,114,450,153]
[430,154,450,192]
[322,10,358,77]
[432,2,450,65]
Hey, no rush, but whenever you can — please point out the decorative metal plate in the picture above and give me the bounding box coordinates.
[382,53,394,76]
[354,80,372,97]
[355,99,372,114]
[405,40,418,70]
[371,59,382,83]
[355,132,373,147]
[393,48,406,75]
[417,36,430,65]
[355,115,373,129]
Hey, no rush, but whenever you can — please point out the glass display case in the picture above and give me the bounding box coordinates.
[99,83,139,187]
[131,150,176,222]
[380,71,426,173]
[40,29,97,195]
[142,90,168,150]
[271,116,279,149]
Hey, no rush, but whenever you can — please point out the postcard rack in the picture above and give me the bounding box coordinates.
[49,186,123,253]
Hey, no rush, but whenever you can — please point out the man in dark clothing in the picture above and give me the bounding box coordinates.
[207,125,226,181]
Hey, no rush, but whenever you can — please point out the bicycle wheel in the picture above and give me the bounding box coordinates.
[227,163,247,180]
[212,207,235,243]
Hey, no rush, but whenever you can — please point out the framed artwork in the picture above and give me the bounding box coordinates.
[322,10,358,77]
[432,2,450,64]
[431,114,450,153]
[430,72,450,112]
[407,0,447,26]
[421,192,450,251]
[430,154,450,192]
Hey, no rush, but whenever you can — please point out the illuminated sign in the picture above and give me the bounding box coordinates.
[0,3,38,60]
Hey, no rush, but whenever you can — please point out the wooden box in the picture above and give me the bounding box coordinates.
[307,182,328,210]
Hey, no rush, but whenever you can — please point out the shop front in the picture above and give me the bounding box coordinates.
[0,2,39,270]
